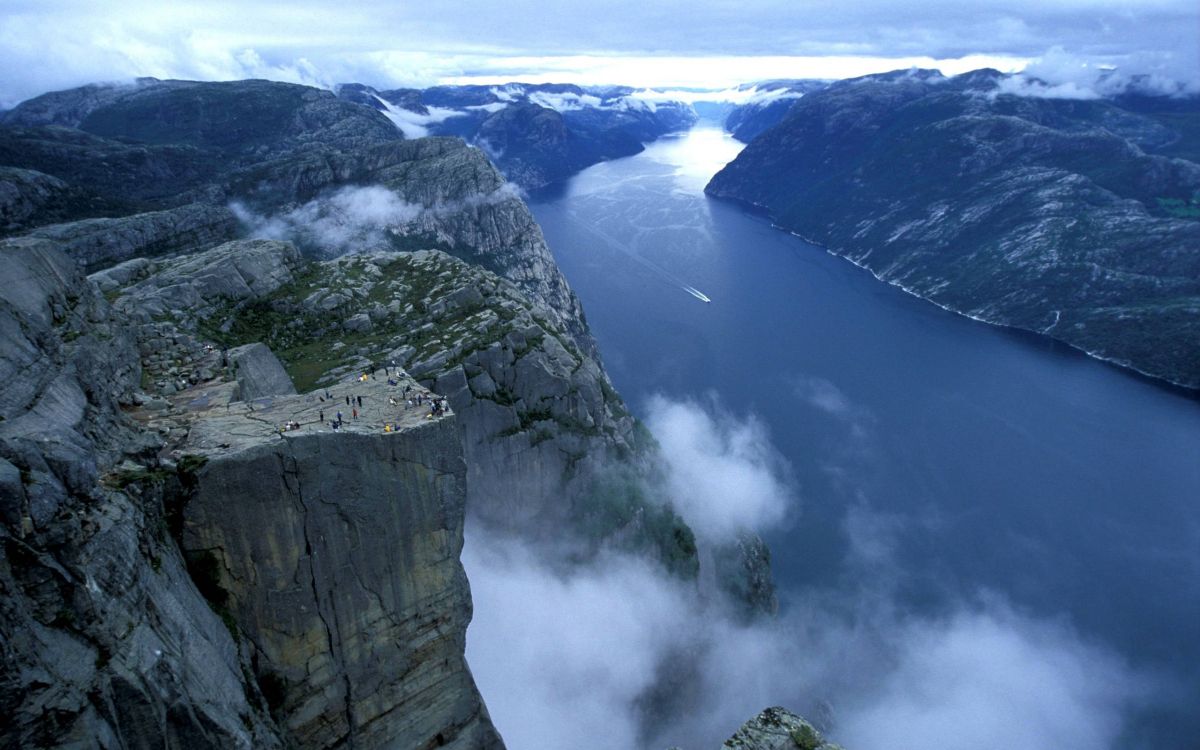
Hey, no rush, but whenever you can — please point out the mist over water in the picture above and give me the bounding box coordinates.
[463,128,1200,749]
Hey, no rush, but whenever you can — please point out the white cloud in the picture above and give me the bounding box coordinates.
[371,95,467,138]
[231,181,525,256]
[5,0,1196,108]
[644,395,793,539]
[463,394,1155,750]
[464,523,1152,750]
[837,606,1146,750]
[989,46,1200,100]
[231,185,422,255]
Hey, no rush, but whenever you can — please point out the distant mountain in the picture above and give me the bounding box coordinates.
[336,82,697,189]
[0,78,402,225]
[723,79,828,141]
[707,68,1200,389]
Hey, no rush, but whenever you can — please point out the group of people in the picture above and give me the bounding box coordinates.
[305,370,449,433]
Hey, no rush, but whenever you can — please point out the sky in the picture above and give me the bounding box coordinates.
[1,0,1198,107]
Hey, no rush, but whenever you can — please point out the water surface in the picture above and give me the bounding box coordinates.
[529,127,1200,746]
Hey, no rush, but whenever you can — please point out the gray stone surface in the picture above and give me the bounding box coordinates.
[111,238,301,320]
[722,707,842,750]
[0,237,280,749]
[228,342,296,400]
[178,384,500,749]
[1,232,504,749]
[24,203,238,272]
[0,166,70,232]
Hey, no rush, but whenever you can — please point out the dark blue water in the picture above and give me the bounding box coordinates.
[529,128,1200,746]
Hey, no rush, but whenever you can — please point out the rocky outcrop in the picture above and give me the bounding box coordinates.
[0,166,71,232]
[227,342,295,400]
[5,78,400,159]
[111,244,701,580]
[720,707,842,750]
[104,238,302,319]
[707,68,1200,389]
[0,80,403,231]
[22,203,238,272]
[1,230,504,749]
[177,385,501,749]
[0,238,280,748]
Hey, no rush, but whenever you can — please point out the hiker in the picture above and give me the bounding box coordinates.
[357,395,362,407]
[345,395,350,405]
[319,410,324,423]
[352,407,358,420]
[336,410,343,424]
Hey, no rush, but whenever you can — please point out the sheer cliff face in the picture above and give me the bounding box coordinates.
[109,242,700,579]
[0,240,281,748]
[181,421,501,750]
[706,69,1200,389]
[0,237,504,749]
[0,77,775,749]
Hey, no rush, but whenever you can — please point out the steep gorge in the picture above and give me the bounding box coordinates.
[0,77,782,748]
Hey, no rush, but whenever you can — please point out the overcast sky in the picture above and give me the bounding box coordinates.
[1,0,1198,106]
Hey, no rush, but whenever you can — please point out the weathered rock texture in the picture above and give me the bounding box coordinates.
[721,707,843,750]
[0,166,71,232]
[707,68,1200,388]
[0,238,280,748]
[0,234,504,748]
[179,394,500,749]
[22,203,238,272]
[227,342,296,400]
[111,243,707,583]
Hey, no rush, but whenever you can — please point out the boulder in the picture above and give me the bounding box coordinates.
[228,342,296,400]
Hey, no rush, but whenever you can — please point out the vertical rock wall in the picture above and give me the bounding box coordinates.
[181,421,502,750]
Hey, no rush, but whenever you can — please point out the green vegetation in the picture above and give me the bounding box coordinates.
[575,471,699,580]
[790,724,822,750]
[102,465,172,489]
[1157,193,1200,219]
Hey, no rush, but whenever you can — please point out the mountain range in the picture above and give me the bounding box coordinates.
[708,68,1200,389]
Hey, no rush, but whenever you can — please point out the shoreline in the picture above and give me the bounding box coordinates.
[706,188,1200,399]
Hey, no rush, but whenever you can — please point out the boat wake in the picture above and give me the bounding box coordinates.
[561,209,712,304]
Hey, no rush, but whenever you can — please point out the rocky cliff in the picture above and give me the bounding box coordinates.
[1,76,779,748]
[106,239,704,581]
[0,233,505,748]
[718,707,842,750]
[175,380,501,750]
[707,68,1200,389]
[0,238,281,748]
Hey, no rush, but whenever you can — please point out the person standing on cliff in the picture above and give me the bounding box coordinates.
[352,407,358,420]
[319,409,324,423]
